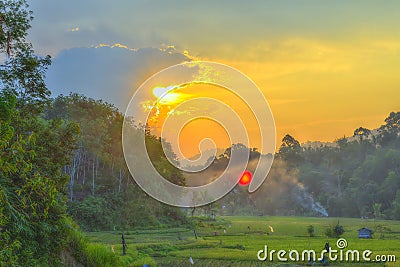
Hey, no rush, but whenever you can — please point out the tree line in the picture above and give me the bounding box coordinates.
[284,112,400,219]
[207,112,400,219]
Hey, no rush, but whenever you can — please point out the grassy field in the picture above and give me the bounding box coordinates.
[85,216,400,266]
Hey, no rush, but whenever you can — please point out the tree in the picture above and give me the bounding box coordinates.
[377,112,400,146]
[383,112,400,132]
[0,0,32,57]
[0,1,80,265]
[326,224,344,238]
[278,134,302,165]
[280,134,301,152]
[0,0,51,118]
[353,127,371,142]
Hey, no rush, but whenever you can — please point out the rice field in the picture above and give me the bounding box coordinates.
[85,216,400,266]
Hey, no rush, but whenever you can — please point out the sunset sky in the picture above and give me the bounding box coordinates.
[27,0,400,156]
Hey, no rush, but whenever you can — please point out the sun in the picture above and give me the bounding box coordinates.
[239,170,252,186]
[153,85,182,104]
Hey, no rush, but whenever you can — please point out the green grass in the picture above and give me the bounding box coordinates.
[85,216,400,266]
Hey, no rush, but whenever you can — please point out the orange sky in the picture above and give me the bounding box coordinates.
[214,38,400,145]
[28,1,400,155]
[146,41,400,157]
[146,83,264,158]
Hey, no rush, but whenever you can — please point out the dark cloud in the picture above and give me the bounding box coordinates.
[46,46,189,111]
[28,0,400,58]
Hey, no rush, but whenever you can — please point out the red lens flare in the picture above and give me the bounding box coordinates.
[239,170,252,186]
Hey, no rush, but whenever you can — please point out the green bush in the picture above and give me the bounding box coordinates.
[325,224,344,238]
[132,256,157,267]
[85,243,119,267]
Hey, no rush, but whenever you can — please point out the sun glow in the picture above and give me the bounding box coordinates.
[153,85,182,104]
[239,170,252,186]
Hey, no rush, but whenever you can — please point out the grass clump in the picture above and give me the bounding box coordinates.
[67,228,120,267]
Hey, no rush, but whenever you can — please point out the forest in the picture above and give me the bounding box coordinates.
[49,90,400,227]
[1,0,399,265]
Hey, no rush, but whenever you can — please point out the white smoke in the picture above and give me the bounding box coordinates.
[295,183,329,217]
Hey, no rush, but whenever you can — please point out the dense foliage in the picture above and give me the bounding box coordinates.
[295,112,400,219]
[0,2,122,266]
[44,94,186,231]
[0,1,82,265]
[209,112,400,219]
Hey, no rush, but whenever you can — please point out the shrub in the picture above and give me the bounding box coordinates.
[85,243,119,267]
[325,224,344,238]
[132,255,157,267]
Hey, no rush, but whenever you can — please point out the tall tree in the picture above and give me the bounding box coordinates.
[378,112,400,146]
[0,1,80,265]
[278,134,302,166]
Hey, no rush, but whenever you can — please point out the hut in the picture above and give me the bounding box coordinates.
[358,227,373,238]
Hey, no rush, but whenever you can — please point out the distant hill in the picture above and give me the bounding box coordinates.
[301,128,381,148]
